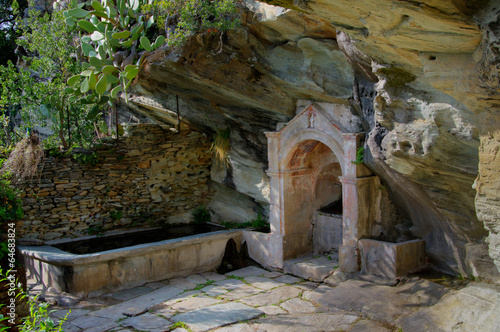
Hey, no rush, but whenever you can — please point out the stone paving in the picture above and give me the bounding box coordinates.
[32,264,500,332]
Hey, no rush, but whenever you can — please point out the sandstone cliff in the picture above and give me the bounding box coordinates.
[127,0,499,279]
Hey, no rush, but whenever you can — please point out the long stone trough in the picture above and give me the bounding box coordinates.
[20,229,248,294]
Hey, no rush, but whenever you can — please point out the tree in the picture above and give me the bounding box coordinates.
[0,0,28,66]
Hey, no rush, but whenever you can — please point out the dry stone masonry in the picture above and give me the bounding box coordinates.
[19,124,213,242]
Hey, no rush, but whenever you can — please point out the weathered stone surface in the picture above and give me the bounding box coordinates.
[257,305,287,316]
[185,274,208,285]
[111,286,153,301]
[280,298,317,314]
[89,286,183,320]
[396,283,500,332]
[129,0,500,280]
[304,279,448,323]
[121,313,172,332]
[200,272,227,281]
[171,302,263,332]
[284,256,337,282]
[201,285,228,297]
[243,276,284,290]
[219,285,263,301]
[274,275,301,284]
[350,320,393,332]
[254,313,359,332]
[170,295,222,313]
[214,279,247,290]
[226,266,269,278]
[168,278,197,291]
[239,286,301,307]
[214,323,255,332]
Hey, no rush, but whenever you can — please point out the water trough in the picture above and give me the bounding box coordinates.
[20,226,259,294]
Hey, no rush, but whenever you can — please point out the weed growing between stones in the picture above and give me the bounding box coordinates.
[170,321,191,331]
[192,205,211,224]
[351,146,364,165]
[0,269,69,331]
[194,280,215,290]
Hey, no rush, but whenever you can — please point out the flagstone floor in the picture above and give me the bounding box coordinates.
[28,265,499,332]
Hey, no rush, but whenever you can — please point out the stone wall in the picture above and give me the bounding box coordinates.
[19,125,213,242]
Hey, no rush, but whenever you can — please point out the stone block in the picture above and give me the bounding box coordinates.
[358,239,427,279]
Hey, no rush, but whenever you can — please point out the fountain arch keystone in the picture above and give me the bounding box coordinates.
[265,103,378,273]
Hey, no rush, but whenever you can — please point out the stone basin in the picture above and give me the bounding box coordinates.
[358,239,427,280]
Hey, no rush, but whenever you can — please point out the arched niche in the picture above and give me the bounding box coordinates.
[265,103,377,272]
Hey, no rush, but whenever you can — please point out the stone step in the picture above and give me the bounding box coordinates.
[284,255,339,282]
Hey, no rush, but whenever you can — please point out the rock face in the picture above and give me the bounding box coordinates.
[129,0,500,278]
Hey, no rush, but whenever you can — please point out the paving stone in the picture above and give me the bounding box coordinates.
[200,272,227,281]
[214,323,255,331]
[145,281,167,289]
[186,274,208,285]
[164,290,202,306]
[89,285,183,320]
[294,281,319,291]
[171,302,263,332]
[58,322,82,332]
[396,283,500,332]
[226,266,269,278]
[304,279,448,324]
[111,286,152,301]
[239,286,301,307]
[71,315,119,331]
[219,285,263,301]
[274,275,301,284]
[258,305,287,315]
[284,256,337,282]
[350,319,393,332]
[244,276,285,290]
[280,298,317,314]
[261,271,284,278]
[170,295,222,313]
[153,307,176,319]
[169,278,197,290]
[201,285,228,297]
[171,328,189,332]
[214,278,247,290]
[121,312,172,332]
[254,313,359,332]
[52,308,90,321]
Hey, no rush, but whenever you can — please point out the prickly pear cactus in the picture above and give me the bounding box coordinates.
[64,0,165,108]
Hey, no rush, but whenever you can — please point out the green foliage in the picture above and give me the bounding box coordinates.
[192,205,210,224]
[171,321,191,331]
[193,279,215,290]
[64,0,166,106]
[109,209,123,221]
[0,176,24,226]
[221,211,269,230]
[143,0,240,47]
[86,224,104,236]
[351,146,364,165]
[0,269,69,331]
[71,151,99,165]
[19,296,68,332]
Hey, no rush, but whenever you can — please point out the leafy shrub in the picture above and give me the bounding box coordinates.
[0,178,23,226]
[0,269,69,331]
[143,0,240,47]
[192,205,211,224]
